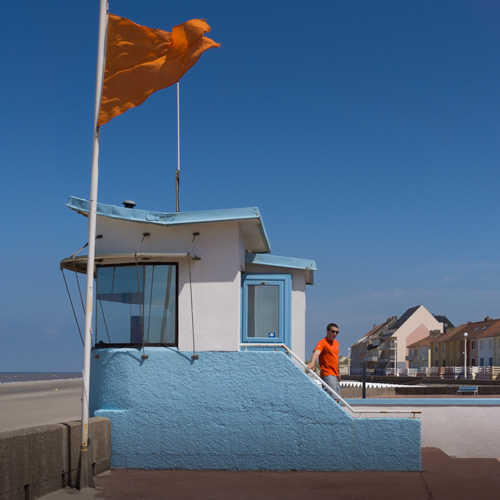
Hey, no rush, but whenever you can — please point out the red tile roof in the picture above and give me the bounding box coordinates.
[353,318,395,345]
[408,336,434,348]
[430,318,500,344]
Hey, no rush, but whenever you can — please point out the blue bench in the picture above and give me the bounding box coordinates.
[457,386,478,395]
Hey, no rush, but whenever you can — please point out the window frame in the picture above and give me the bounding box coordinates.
[241,273,292,347]
[94,262,179,348]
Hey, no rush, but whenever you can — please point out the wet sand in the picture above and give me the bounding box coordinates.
[0,378,83,432]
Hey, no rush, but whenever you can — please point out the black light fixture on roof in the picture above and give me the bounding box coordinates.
[123,200,136,209]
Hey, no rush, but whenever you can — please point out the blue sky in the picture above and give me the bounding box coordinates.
[1,0,499,371]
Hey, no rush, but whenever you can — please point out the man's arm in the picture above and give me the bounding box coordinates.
[306,349,321,370]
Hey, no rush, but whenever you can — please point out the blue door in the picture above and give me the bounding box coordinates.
[241,274,291,348]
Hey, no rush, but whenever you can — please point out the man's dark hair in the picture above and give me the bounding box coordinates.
[327,323,338,330]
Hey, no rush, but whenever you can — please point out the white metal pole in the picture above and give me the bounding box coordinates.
[77,0,108,490]
[347,347,351,375]
[464,332,468,380]
[394,339,398,376]
[176,81,180,212]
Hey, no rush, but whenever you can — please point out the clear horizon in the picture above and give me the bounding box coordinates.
[1,0,499,370]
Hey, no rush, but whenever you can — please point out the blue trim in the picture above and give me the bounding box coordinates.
[241,274,291,348]
[66,196,271,252]
[245,253,317,271]
[246,253,317,285]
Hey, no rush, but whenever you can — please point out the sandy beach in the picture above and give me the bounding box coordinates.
[0,378,83,432]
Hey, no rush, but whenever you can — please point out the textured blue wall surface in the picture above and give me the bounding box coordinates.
[90,349,420,471]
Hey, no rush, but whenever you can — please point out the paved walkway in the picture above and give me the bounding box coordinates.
[42,448,500,500]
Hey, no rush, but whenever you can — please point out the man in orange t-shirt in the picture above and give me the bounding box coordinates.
[306,323,341,400]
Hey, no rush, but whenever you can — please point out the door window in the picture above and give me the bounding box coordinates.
[241,274,291,346]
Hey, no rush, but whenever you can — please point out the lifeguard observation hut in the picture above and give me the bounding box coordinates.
[61,196,420,471]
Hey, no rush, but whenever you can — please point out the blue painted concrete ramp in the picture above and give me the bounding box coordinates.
[90,350,420,470]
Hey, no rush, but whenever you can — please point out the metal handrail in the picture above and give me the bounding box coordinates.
[239,343,421,419]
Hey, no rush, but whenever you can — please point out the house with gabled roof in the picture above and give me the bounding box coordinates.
[350,305,453,376]
[407,330,442,374]
[350,317,397,375]
[430,317,500,379]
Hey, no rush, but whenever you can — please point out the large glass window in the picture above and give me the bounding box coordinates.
[96,264,177,346]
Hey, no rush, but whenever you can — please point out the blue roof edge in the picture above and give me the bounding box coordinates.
[246,253,317,285]
[66,196,271,252]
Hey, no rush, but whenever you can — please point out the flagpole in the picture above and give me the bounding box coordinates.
[176,81,180,212]
[76,0,108,489]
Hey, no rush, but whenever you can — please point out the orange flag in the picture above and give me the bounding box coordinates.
[98,14,220,126]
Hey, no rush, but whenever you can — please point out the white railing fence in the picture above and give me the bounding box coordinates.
[348,364,499,380]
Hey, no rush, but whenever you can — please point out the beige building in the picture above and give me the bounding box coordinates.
[407,330,441,373]
[350,305,453,376]
[430,317,500,379]
[350,317,396,375]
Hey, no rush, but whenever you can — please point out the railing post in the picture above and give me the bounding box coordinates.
[362,364,366,399]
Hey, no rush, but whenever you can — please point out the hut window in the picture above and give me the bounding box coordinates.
[241,274,291,347]
[95,264,177,346]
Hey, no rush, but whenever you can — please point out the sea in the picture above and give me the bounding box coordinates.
[0,372,82,384]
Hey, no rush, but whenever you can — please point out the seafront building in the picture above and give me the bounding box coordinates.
[350,305,453,376]
[407,332,437,373]
[428,317,500,379]
[361,315,500,379]
[61,196,421,471]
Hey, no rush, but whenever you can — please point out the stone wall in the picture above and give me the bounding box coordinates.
[0,417,111,500]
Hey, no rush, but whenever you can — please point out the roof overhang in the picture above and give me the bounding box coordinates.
[245,253,317,285]
[66,196,271,254]
[60,252,198,274]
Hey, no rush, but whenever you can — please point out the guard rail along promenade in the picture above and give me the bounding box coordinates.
[350,365,500,380]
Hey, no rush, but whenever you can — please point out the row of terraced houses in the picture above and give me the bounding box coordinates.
[349,305,500,379]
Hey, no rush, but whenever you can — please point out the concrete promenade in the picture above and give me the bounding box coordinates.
[345,396,500,459]
[3,380,500,499]
[41,448,500,500]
